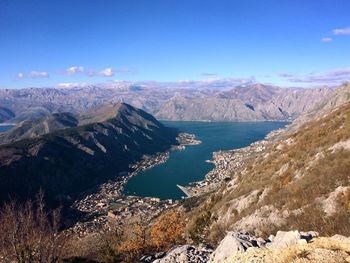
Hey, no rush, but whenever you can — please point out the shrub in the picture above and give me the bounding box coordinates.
[150,210,185,250]
[188,211,217,243]
[0,192,67,263]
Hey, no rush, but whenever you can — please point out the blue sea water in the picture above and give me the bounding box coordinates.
[0,125,14,133]
[124,121,287,200]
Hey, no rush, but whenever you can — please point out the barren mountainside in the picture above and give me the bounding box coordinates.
[185,83,350,243]
[0,83,333,123]
[156,84,332,121]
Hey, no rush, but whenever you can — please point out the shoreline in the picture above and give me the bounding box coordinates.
[68,132,202,236]
[177,127,287,197]
[68,126,286,236]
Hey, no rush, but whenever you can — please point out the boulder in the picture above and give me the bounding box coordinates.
[267,230,302,248]
[209,232,262,262]
[332,234,350,241]
[152,244,213,263]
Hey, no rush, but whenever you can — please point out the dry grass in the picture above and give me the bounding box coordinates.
[187,101,350,241]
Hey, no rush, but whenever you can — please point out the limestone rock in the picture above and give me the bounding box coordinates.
[209,232,263,262]
[151,244,213,263]
[331,234,350,241]
[267,230,302,248]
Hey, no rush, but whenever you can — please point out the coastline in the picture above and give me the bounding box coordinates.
[68,132,201,236]
[0,123,14,126]
[177,127,288,197]
[68,126,286,236]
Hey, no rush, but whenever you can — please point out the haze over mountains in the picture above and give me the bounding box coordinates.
[0,82,333,123]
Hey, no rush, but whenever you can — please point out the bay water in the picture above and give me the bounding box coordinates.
[124,121,287,200]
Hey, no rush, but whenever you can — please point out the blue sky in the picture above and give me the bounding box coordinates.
[0,0,349,88]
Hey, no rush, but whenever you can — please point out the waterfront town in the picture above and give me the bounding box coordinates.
[180,139,270,197]
[68,133,201,236]
[69,129,278,237]
[178,127,286,197]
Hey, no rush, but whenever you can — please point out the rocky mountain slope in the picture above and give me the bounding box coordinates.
[0,103,178,204]
[142,83,350,263]
[156,84,332,121]
[0,83,333,123]
[292,82,350,127]
[183,83,350,244]
[0,112,78,144]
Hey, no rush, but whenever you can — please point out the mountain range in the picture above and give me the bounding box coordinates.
[0,83,333,123]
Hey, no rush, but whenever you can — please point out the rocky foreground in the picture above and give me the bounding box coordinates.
[142,230,350,263]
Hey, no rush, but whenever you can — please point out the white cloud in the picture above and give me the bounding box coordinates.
[321,37,333,42]
[333,27,350,36]
[64,66,84,75]
[87,67,115,77]
[29,71,49,78]
[99,68,114,77]
[17,72,24,79]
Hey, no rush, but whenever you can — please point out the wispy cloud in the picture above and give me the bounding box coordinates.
[278,73,295,78]
[321,37,333,42]
[88,67,115,77]
[116,67,132,73]
[201,72,218,77]
[16,71,49,79]
[57,82,87,88]
[29,71,49,78]
[333,27,350,36]
[64,66,84,75]
[171,77,255,89]
[61,66,133,78]
[279,66,350,84]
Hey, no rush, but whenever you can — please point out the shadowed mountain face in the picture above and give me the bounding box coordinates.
[0,83,333,123]
[0,103,178,204]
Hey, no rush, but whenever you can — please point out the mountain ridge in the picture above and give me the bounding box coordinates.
[0,103,179,205]
[182,83,350,244]
[0,83,334,123]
